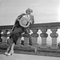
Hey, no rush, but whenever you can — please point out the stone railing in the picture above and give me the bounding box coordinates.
[0,22,60,56]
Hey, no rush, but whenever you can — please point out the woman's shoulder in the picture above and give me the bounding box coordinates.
[18,13,26,17]
[16,13,26,20]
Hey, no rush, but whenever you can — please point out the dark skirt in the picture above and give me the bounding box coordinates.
[9,27,25,44]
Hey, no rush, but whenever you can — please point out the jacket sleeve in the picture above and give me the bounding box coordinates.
[12,13,26,31]
[11,20,18,31]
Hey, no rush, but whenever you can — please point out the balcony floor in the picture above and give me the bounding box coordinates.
[0,53,60,60]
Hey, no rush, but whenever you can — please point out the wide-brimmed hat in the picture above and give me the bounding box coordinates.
[26,8,33,13]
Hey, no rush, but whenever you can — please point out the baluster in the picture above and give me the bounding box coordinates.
[40,28,48,48]
[31,29,39,54]
[50,28,58,49]
[23,33,30,46]
[31,29,39,46]
[22,28,31,46]
[17,37,21,45]
[5,30,9,37]
[0,30,2,42]
[2,30,8,43]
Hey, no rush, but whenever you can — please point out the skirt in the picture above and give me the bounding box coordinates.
[9,27,25,44]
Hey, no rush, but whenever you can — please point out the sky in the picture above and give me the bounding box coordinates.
[0,0,60,25]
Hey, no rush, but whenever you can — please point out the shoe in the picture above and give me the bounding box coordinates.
[6,51,14,56]
[6,53,12,56]
[4,52,8,55]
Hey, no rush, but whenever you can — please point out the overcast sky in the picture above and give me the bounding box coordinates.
[0,0,60,25]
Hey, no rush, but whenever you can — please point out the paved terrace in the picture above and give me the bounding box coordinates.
[0,54,60,60]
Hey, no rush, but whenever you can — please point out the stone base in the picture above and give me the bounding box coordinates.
[16,38,21,44]
[24,37,29,46]
[50,46,58,49]
[40,45,48,48]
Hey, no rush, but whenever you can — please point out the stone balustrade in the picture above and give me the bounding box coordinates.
[0,22,60,54]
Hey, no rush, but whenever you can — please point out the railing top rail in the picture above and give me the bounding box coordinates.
[0,22,60,30]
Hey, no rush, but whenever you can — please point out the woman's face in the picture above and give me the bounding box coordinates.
[26,11,31,14]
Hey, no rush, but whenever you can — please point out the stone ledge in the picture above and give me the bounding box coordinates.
[0,43,60,57]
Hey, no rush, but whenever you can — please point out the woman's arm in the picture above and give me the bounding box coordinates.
[11,20,17,31]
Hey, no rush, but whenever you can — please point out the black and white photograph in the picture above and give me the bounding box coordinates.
[0,0,60,60]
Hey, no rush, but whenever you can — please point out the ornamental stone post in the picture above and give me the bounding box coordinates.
[31,29,39,54]
[50,28,58,49]
[0,30,2,42]
[40,28,48,48]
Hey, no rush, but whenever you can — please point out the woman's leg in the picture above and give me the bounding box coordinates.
[21,36,24,45]
[5,33,19,56]
[7,43,15,56]
[5,38,13,55]
[5,46,10,55]
[5,27,24,56]
[29,35,32,45]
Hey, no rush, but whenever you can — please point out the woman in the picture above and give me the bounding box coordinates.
[4,8,34,56]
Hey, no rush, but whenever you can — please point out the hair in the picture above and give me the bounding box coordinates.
[26,8,33,13]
